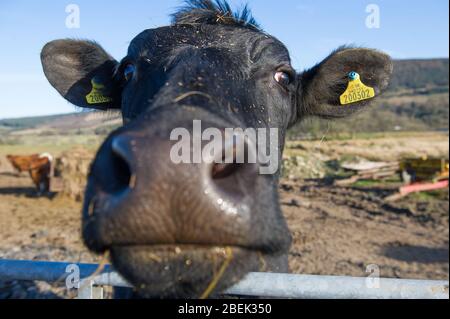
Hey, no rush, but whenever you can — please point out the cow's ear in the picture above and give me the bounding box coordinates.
[41,39,121,110]
[297,47,392,119]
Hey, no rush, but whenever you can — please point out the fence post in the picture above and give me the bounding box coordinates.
[77,279,104,299]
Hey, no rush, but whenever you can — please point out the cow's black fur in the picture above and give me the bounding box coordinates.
[173,0,260,30]
[41,0,392,298]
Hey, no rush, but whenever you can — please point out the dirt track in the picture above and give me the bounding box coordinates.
[0,170,448,298]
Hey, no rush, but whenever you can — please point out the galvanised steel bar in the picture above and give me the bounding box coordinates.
[0,259,448,299]
[226,272,449,299]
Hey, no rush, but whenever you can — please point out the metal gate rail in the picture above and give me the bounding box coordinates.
[0,259,448,299]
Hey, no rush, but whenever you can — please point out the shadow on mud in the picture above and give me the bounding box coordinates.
[0,187,57,199]
[0,172,23,178]
[383,244,449,264]
[0,280,64,299]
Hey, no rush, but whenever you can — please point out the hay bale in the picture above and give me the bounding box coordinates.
[282,153,327,180]
[53,147,95,201]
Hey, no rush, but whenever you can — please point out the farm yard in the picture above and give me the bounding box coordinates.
[0,0,448,303]
[0,130,448,299]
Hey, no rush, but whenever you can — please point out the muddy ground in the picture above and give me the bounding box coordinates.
[0,170,448,299]
[281,179,448,279]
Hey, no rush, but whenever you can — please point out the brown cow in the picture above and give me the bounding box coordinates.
[6,153,53,195]
[6,154,40,173]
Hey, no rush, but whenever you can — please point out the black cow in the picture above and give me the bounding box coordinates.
[41,0,392,298]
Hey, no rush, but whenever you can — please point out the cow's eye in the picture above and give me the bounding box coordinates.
[274,71,292,87]
[123,64,136,81]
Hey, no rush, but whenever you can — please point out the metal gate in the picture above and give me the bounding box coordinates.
[0,259,448,299]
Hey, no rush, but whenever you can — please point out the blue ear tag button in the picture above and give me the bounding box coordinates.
[348,71,359,81]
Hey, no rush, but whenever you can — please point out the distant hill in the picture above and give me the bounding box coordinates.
[289,58,449,138]
[1,58,448,138]
[0,111,122,136]
[389,59,449,90]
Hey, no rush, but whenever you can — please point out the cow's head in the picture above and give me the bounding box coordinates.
[41,0,392,298]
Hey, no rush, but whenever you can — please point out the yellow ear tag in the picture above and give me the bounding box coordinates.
[86,78,113,104]
[339,72,375,105]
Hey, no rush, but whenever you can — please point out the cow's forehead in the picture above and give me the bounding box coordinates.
[127,24,290,63]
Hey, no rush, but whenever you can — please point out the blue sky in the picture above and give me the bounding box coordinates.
[0,0,448,119]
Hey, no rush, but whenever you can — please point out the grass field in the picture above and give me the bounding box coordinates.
[0,134,104,156]
[285,131,449,162]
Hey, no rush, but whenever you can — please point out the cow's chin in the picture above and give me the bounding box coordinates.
[109,245,262,299]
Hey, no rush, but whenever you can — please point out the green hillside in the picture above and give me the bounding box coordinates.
[0,113,70,129]
[288,58,449,139]
[389,59,449,90]
[0,111,122,135]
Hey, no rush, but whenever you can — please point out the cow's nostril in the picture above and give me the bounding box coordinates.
[209,141,258,201]
[107,137,133,193]
[211,144,241,180]
[110,151,132,192]
[212,162,243,180]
